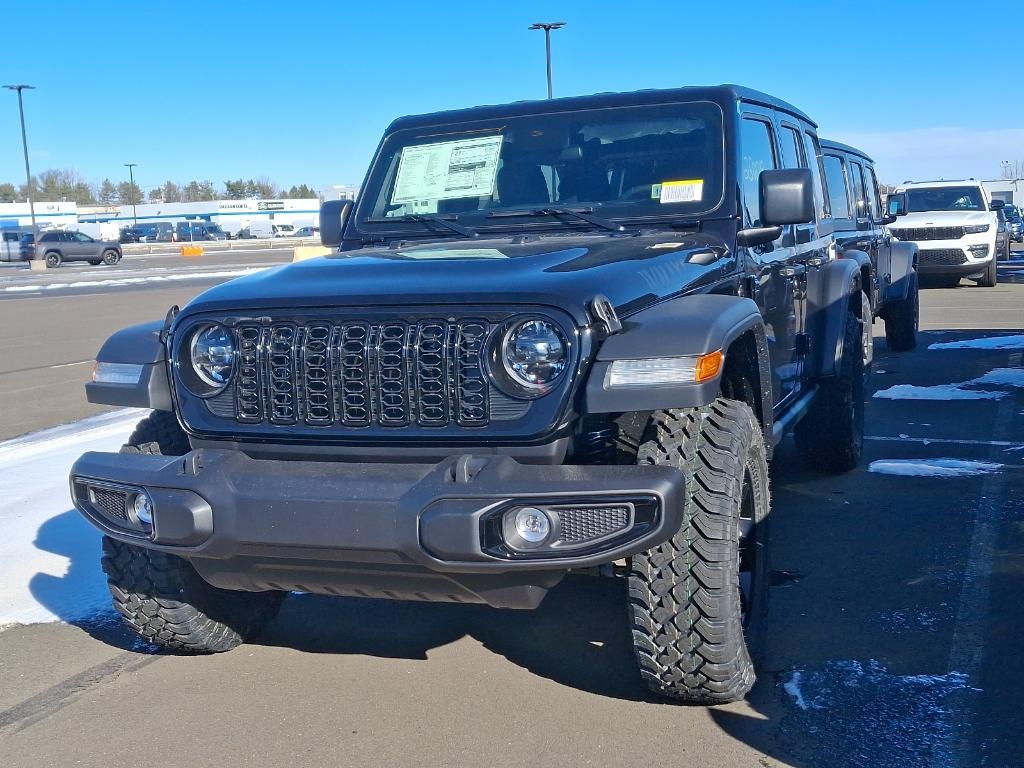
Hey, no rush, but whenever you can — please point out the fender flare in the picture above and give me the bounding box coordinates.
[85,320,173,411]
[839,248,873,304]
[883,240,918,305]
[810,258,862,378]
[585,294,772,434]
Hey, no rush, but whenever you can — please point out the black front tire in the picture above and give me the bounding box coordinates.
[884,273,919,351]
[102,412,284,652]
[101,249,121,266]
[795,309,864,472]
[979,257,997,287]
[629,399,770,704]
[44,251,62,268]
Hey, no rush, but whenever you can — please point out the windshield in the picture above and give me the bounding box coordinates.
[357,101,725,233]
[905,186,986,213]
[1004,204,1021,219]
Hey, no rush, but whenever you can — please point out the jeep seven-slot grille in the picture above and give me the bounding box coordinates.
[231,319,491,428]
[890,226,965,241]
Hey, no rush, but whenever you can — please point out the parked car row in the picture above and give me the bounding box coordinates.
[117,220,317,243]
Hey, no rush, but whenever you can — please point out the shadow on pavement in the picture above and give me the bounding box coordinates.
[28,509,160,653]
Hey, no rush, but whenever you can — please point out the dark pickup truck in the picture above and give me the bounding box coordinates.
[72,84,917,704]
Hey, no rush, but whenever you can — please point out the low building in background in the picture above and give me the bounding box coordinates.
[982,179,1024,205]
[77,198,320,237]
[0,201,79,231]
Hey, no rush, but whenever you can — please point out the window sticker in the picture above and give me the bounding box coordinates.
[659,179,704,204]
[391,135,503,205]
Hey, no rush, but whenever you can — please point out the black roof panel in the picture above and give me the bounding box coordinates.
[387,84,816,132]
[820,138,874,163]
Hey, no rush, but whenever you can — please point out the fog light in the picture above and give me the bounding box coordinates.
[515,507,551,543]
[132,492,154,526]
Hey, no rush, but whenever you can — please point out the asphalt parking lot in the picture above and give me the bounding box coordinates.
[1,253,1023,767]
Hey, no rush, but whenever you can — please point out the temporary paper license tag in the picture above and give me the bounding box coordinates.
[658,179,704,204]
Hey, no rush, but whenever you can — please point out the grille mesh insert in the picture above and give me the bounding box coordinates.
[90,487,128,520]
[230,318,494,429]
[557,505,631,544]
[918,249,968,266]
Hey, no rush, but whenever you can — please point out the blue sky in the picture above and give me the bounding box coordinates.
[2,1,1020,194]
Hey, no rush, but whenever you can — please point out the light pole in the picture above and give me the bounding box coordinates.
[3,84,37,239]
[528,22,566,99]
[124,163,138,226]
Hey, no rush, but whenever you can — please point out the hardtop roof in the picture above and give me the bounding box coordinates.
[819,139,874,164]
[386,84,816,133]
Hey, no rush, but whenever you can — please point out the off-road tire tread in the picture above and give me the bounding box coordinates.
[102,538,284,652]
[121,411,190,456]
[884,273,919,351]
[102,411,283,653]
[795,310,864,471]
[628,398,768,704]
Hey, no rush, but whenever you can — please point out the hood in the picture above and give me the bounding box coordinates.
[183,232,730,323]
[894,210,994,227]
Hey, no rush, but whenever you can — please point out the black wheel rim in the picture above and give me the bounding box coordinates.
[738,467,757,629]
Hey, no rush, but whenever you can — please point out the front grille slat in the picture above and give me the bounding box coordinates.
[233,317,500,430]
[891,226,966,241]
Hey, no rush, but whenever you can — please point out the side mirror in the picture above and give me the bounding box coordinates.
[881,213,898,225]
[760,168,815,226]
[989,199,1006,210]
[319,199,353,247]
[886,193,907,217]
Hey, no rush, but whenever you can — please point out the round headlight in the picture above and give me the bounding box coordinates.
[499,318,567,395]
[189,324,236,390]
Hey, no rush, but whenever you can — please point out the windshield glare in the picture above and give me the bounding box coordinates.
[905,186,985,213]
[359,101,725,230]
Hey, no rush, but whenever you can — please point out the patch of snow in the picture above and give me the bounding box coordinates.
[779,660,977,768]
[0,410,144,629]
[928,334,1024,350]
[2,267,268,294]
[868,459,1002,477]
[971,367,1024,387]
[873,384,1006,400]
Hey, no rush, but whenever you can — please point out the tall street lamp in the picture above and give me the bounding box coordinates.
[124,163,139,226]
[3,84,37,239]
[528,22,566,99]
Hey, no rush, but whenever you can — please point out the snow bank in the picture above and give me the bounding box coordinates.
[0,410,144,628]
[867,459,1002,477]
[928,334,1024,350]
[2,267,267,294]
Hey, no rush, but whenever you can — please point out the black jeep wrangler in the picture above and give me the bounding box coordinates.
[71,85,918,704]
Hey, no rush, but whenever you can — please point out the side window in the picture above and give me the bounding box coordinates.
[849,162,867,219]
[801,132,828,219]
[865,166,883,220]
[822,155,851,219]
[779,126,805,170]
[739,117,778,228]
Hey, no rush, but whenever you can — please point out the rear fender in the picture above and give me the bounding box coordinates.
[883,241,918,304]
[809,258,861,378]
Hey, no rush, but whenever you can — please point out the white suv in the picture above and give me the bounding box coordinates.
[888,180,1000,287]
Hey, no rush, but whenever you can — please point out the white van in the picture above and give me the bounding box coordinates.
[244,221,295,239]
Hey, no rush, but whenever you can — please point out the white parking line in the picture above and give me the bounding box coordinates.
[865,435,1024,448]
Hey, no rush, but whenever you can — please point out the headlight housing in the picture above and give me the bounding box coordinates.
[491,318,568,398]
[964,224,990,234]
[183,323,235,395]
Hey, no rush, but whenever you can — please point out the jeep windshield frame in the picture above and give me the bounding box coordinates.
[349,100,726,241]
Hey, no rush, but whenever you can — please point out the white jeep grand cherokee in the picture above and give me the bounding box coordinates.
[887,180,1001,287]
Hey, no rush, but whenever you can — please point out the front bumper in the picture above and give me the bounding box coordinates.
[902,236,994,276]
[70,449,684,609]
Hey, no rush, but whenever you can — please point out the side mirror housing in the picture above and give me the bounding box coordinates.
[887,193,907,217]
[881,213,898,225]
[760,168,815,226]
[989,199,1006,210]
[320,199,353,247]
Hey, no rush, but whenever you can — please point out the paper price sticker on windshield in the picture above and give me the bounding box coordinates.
[392,135,503,205]
[659,179,704,204]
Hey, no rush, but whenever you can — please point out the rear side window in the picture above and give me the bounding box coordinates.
[849,162,867,219]
[779,126,805,170]
[864,166,882,220]
[739,117,778,228]
[822,155,851,219]
[801,132,828,219]
[40,232,58,242]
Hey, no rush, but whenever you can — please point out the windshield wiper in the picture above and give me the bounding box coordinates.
[366,213,477,238]
[486,207,626,233]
